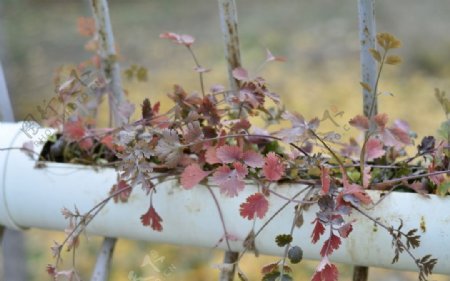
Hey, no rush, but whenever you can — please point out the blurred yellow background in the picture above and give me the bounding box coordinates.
[1,0,450,280]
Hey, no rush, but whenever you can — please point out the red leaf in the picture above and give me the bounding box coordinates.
[64,120,85,141]
[365,138,385,161]
[240,192,269,220]
[160,32,195,46]
[374,113,388,129]
[180,163,210,189]
[339,183,373,207]
[389,120,411,145]
[110,180,131,203]
[46,264,56,277]
[263,152,285,181]
[312,259,339,281]
[232,67,249,81]
[79,137,93,150]
[320,234,341,257]
[205,146,221,164]
[349,115,369,131]
[265,48,286,63]
[320,167,330,194]
[100,134,114,150]
[212,163,248,197]
[229,118,251,132]
[242,151,264,168]
[340,138,360,158]
[77,17,95,37]
[216,145,242,163]
[140,206,163,232]
[152,101,160,114]
[362,166,372,189]
[338,223,353,238]
[311,219,325,243]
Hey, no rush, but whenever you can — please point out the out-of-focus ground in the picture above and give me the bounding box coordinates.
[0,0,450,280]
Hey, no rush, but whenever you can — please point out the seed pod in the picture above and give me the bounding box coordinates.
[288,246,303,264]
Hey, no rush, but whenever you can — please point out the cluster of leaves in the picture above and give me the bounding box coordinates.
[42,28,449,281]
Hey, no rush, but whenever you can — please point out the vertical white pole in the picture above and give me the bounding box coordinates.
[217,0,242,94]
[90,0,125,127]
[355,1,376,280]
[358,0,377,117]
[90,237,116,281]
[0,62,27,281]
[217,1,241,279]
[0,64,14,122]
[89,2,119,280]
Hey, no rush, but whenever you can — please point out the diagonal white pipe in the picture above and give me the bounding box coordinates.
[0,122,449,274]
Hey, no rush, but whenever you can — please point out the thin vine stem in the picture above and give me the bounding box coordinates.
[237,185,313,262]
[279,198,305,278]
[352,206,421,266]
[186,46,206,97]
[206,186,232,251]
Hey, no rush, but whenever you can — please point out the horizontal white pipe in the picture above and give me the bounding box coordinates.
[1,122,449,274]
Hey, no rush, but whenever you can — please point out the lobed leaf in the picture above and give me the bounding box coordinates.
[240,192,269,220]
[263,152,285,181]
[349,115,369,131]
[365,138,385,161]
[320,234,341,257]
[232,67,249,81]
[311,219,326,244]
[212,163,248,197]
[275,234,293,247]
[140,206,163,232]
[180,163,210,189]
[155,129,183,168]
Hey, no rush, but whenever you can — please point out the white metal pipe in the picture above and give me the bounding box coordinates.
[217,0,241,93]
[0,122,449,274]
[0,64,14,122]
[358,0,377,117]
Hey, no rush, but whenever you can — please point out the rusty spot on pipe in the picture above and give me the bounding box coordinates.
[420,216,426,233]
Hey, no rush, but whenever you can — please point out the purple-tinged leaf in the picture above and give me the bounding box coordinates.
[232,67,249,81]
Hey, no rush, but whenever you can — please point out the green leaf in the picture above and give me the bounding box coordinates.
[263,141,284,155]
[275,234,292,247]
[348,171,361,183]
[137,67,148,82]
[437,120,450,140]
[262,272,293,281]
[437,182,450,196]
